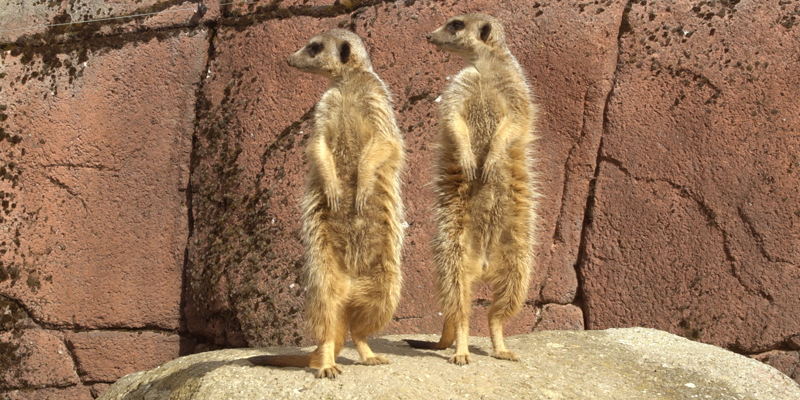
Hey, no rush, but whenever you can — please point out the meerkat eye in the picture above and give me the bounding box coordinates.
[480,23,492,42]
[339,41,351,64]
[307,42,323,57]
[447,20,465,33]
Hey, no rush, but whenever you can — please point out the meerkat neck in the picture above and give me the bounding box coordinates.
[329,67,373,85]
[470,50,513,75]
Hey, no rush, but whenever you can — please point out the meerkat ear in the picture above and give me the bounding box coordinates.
[339,41,351,64]
[480,23,492,42]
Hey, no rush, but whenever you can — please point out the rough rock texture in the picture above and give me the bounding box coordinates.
[1,385,93,400]
[1,0,799,397]
[753,350,800,383]
[0,1,219,44]
[580,0,800,355]
[99,329,800,400]
[1,8,207,397]
[0,329,79,389]
[65,331,183,383]
[0,29,204,330]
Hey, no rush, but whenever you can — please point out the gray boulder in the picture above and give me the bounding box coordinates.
[99,328,800,399]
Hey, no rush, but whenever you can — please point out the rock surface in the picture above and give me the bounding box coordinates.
[0,329,79,390]
[99,329,800,400]
[65,331,183,383]
[0,29,205,330]
[581,0,800,354]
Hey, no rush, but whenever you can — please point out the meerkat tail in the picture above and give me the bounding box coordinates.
[404,339,449,349]
[248,354,311,368]
[404,321,456,349]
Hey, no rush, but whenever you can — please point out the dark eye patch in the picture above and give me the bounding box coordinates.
[307,42,323,57]
[447,20,465,32]
[339,41,351,64]
[480,23,492,42]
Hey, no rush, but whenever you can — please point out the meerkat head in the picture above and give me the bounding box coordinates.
[427,13,507,60]
[287,29,372,79]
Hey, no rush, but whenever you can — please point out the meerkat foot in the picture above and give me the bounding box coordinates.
[449,354,471,365]
[316,364,343,379]
[492,350,520,361]
[361,355,389,365]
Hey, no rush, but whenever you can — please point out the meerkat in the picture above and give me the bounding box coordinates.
[405,14,539,365]
[250,29,405,379]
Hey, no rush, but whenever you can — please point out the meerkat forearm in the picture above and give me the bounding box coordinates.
[447,114,477,180]
[481,117,528,181]
[309,133,342,209]
[356,138,400,211]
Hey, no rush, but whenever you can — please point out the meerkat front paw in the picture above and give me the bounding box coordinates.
[355,184,372,213]
[481,156,498,182]
[325,181,343,211]
[460,154,478,181]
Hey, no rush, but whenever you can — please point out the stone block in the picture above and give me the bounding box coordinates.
[581,0,800,355]
[0,30,207,329]
[1,385,93,400]
[535,304,585,331]
[0,329,78,390]
[65,331,181,383]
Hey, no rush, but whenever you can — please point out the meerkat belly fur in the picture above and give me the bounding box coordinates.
[251,29,405,379]
[405,14,540,365]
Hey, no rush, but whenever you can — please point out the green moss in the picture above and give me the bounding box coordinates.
[0,295,30,384]
[0,339,23,380]
[0,296,28,332]
[188,56,308,347]
[26,271,41,292]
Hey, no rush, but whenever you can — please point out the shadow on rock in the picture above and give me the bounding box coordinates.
[369,337,490,359]
[119,360,230,400]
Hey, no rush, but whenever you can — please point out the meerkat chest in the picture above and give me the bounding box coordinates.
[317,90,373,170]
[447,71,507,152]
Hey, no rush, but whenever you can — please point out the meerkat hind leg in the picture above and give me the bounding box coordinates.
[488,308,519,361]
[350,316,390,365]
[310,338,344,378]
[449,318,472,365]
[347,276,396,365]
[352,334,389,365]
[306,244,350,378]
[447,250,481,365]
[485,247,530,361]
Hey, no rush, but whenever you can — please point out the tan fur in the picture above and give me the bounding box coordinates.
[253,29,405,379]
[405,14,540,365]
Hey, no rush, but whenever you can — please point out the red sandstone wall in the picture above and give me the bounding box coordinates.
[1,1,798,398]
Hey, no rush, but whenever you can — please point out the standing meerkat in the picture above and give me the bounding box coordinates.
[405,14,539,365]
[250,29,405,378]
